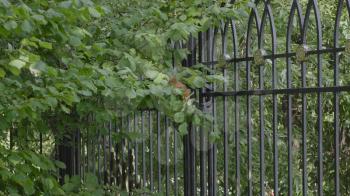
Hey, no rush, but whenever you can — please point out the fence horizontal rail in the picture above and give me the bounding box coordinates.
[201,46,346,65]
[202,85,350,97]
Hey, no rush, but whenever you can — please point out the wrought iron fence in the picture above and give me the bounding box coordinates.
[196,0,350,195]
[55,111,184,194]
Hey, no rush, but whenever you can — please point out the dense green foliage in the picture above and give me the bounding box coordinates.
[0,0,247,195]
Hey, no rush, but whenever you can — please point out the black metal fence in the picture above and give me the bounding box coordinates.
[196,0,350,195]
[56,111,184,194]
[54,0,350,195]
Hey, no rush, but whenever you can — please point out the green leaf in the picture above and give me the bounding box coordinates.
[29,61,47,76]
[59,1,72,8]
[43,178,54,190]
[154,73,168,85]
[4,20,17,30]
[178,123,188,135]
[46,97,58,108]
[0,0,10,7]
[126,89,137,99]
[193,115,201,125]
[69,36,82,47]
[55,160,66,169]
[88,7,101,18]
[21,20,33,33]
[174,112,185,123]
[32,14,47,24]
[12,173,34,195]
[9,59,26,69]
[0,68,6,78]
[21,38,38,48]
[60,104,70,114]
[191,76,205,88]
[145,70,159,79]
[81,81,97,93]
[179,15,187,21]
[78,90,92,96]
[85,173,99,189]
[38,41,52,49]
[8,154,22,165]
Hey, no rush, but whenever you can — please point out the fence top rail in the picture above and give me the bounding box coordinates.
[202,85,350,97]
[200,46,346,65]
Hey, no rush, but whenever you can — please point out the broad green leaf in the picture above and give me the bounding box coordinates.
[32,14,47,24]
[38,41,52,49]
[78,90,92,96]
[0,68,6,78]
[60,104,70,114]
[29,61,47,76]
[43,178,54,190]
[126,88,137,99]
[9,59,26,69]
[154,73,168,85]
[85,173,98,189]
[55,160,66,169]
[21,38,38,48]
[174,112,185,123]
[46,97,58,108]
[69,36,82,46]
[145,70,159,79]
[12,173,35,195]
[21,20,33,33]
[179,15,187,21]
[4,20,17,30]
[190,76,205,88]
[8,154,22,165]
[88,7,101,18]
[178,123,188,135]
[58,0,72,8]
[0,0,10,7]
[193,115,201,125]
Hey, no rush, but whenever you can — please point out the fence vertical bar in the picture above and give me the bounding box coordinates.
[286,1,303,195]
[141,111,146,188]
[221,24,229,196]
[184,131,189,195]
[97,128,101,183]
[103,128,107,184]
[246,6,260,195]
[303,1,323,195]
[198,31,207,196]
[165,117,169,195]
[263,3,278,196]
[149,111,154,191]
[174,121,178,196]
[333,1,342,194]
[134,113,138,186]
[127,115,133,189]
[207,28,214,196]
[108,121,113,184]
[229,19,240,196]
[40,133,43,154]
[258,56,265,196]
[157,112,161,192]
[258,5,265,195]
[210,28,217,196]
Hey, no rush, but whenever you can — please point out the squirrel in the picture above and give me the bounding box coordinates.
[169,76,191,101]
